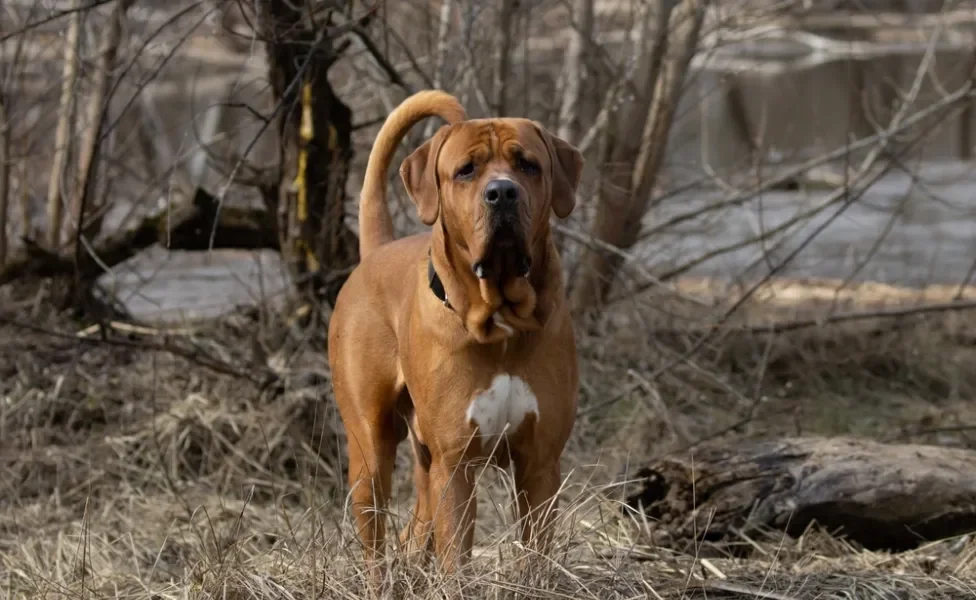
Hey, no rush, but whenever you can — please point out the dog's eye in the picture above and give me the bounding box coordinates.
[516,155,540,175]
[455,161,475,180]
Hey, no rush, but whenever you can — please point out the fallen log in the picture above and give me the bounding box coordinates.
[623,436,976,551]
[0,188,278,288]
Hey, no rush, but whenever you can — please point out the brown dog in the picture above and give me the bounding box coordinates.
[328,90,583,575]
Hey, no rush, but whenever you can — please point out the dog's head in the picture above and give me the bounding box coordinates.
[400,118,583,299]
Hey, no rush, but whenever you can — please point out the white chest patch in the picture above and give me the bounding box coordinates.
[465,374,539,447]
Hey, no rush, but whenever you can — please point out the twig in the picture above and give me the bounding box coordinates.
[553,222,709,306]
[351,115,387,131]
[375,18,435,89]
[350,24,415,94]
[577,380,643,418]
[0,0,114,42]
[76,321,198,338]
[686,580,800,600]
[0,314,277,386]
[695,298,976,337]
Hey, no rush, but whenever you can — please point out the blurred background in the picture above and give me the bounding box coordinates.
[3,0,974,321]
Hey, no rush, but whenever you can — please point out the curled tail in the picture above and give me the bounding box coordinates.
[358,90,466,259]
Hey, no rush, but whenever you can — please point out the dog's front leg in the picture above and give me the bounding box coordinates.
[514,458,562,554]
[399,444,434,561]
[429,456,477,572]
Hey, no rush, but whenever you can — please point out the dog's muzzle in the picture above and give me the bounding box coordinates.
[474,179,531,281]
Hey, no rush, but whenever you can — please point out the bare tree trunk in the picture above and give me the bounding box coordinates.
[422,0,454,139]
[493,0,517,116]
[571,0,706,311]
[18,162,31,240]
[72,0,134,255]
[260,0,359,305]
[556,0,593,143]
[630,3,705,206]
[0,2,32,264]
[958,54,976,160]
[433,0,453,90]
[45,0,84,249]
[0,98,9,266]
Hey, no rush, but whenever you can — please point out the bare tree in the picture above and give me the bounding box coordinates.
[571,0,707,311]
[45,0,84,249]
[556,0,594,143]
[493,0,518,116]
[422,0,454,140]
[257,0,362,305]
[72,0,135,257]
[0,97,9,266]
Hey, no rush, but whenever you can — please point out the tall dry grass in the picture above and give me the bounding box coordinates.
[6,277,976,598]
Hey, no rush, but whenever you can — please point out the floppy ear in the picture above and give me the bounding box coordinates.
[400,125,453,226]
[532,122,584,219]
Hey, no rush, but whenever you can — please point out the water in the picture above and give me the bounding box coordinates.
[640,161,976,289]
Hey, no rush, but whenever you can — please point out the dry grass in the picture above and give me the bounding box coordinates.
[5,278,976,599]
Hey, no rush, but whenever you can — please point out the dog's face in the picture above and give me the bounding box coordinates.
[400,118,583,286]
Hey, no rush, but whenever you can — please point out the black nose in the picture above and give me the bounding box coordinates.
[483,179,519,209]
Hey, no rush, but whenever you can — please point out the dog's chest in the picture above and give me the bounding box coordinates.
[465,374,539,447]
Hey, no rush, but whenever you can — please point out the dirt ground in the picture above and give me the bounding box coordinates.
[4,276,976,599]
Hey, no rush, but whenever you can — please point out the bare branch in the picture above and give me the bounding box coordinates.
[556,0,593,143]
[493,0,518,116]
[422,0,454,139]
[44,0,84,249]
[72,0,136,266]
[0,0,114,43]
[0,98,9,266]
[572,0,698,311]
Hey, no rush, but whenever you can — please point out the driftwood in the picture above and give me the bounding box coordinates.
[0,188,277,288]
[624,436,976,551]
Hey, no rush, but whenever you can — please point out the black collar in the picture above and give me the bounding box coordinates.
[428,252,452,310]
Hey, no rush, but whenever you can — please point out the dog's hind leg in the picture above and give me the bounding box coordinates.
[344,415,398,562]
[334,370,405,581]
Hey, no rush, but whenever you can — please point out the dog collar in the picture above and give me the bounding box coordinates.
[428,253,453,310]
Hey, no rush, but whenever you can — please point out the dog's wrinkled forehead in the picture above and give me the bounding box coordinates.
[437,119,548,175]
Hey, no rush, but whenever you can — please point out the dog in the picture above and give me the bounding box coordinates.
[328,89,583,576]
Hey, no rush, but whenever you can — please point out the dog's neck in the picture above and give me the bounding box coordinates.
[429,222,560,344]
